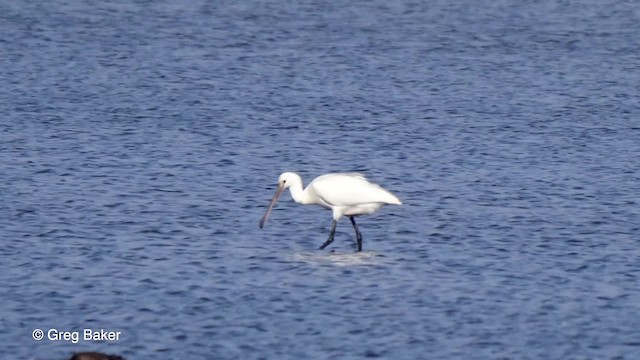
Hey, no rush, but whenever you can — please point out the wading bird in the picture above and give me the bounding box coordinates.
[259,172,402,251]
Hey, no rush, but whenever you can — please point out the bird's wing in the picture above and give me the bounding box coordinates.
[309,173,401,206]
[339,172,367,180]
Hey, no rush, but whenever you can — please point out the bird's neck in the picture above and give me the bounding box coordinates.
[289,182,312,205]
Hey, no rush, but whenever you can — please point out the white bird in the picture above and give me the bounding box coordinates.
[259,172,402,251]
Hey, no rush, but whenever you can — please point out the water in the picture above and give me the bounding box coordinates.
[1,0,639,359]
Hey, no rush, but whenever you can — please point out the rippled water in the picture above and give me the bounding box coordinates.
[2,1,639,359]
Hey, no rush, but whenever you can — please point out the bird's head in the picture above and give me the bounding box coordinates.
[278,172,301,189]
[259,172,301,229]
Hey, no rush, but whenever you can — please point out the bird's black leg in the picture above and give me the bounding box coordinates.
[319,220,337,250]
[350,216,363,252]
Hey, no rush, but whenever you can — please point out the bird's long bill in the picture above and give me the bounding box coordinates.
[259,183,284,229]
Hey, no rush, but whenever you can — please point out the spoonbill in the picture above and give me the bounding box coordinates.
[259,172,402,251]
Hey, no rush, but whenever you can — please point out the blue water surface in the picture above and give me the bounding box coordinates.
[1,1,639,359]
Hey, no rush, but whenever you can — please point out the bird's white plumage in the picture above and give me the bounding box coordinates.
[260,171,402,225]
[259,172,402,251]
[308,173,401,209]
